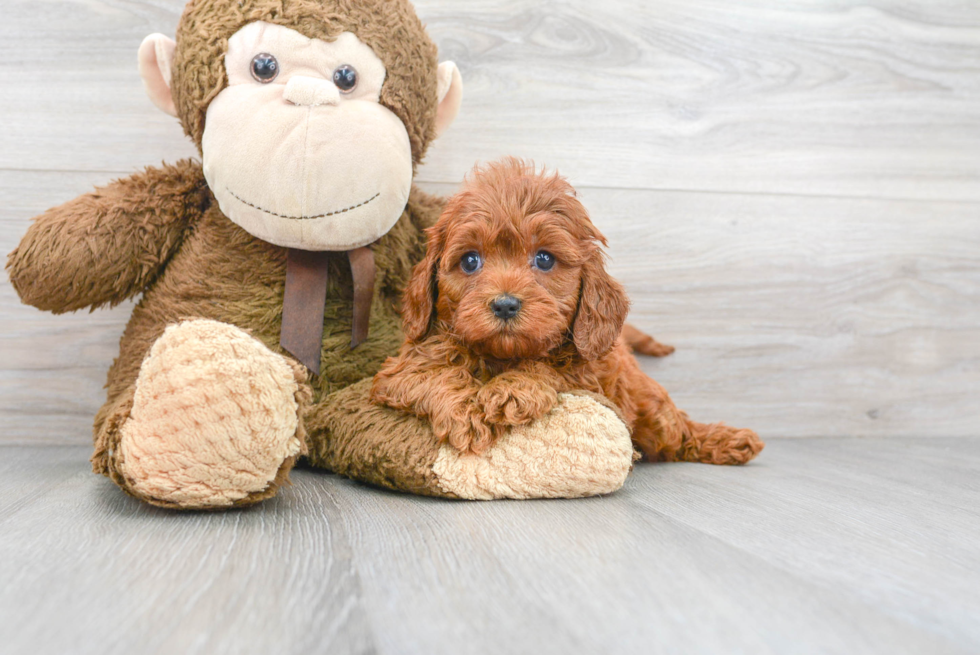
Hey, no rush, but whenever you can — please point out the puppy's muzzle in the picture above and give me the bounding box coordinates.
[490,295,522,321]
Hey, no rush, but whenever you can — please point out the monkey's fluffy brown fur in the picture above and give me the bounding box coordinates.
[372,159,764,465]
[6,0,447,506]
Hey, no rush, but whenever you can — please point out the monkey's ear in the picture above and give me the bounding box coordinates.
[435,62,463,137]
[138,34,178,117]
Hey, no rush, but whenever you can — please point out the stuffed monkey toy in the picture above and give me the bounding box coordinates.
[7,0,638,509]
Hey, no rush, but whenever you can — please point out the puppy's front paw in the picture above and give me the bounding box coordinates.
[434,405,502,456]
[477,378,558,427]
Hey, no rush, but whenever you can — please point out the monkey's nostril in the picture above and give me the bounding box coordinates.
[490,295,522,321]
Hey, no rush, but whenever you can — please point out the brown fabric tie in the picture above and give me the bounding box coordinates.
[348,246,375,349]
[280,246,375,376]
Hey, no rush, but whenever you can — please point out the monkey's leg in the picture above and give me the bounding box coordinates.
[92,319,310,509]
[306,381,636,500]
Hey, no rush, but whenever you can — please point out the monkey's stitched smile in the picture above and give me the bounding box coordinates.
[226,188,381,220]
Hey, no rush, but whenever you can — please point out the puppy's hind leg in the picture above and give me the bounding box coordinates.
[679,418,764,465]
[622,324,675,357]
[626,371,763,466]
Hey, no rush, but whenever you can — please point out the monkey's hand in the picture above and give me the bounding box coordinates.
[7,160,208,313]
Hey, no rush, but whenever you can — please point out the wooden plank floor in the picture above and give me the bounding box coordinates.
[1,438,978,655]
[1,3,978,652]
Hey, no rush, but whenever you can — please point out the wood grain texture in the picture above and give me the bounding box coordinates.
[1,439,978,654]
[604,190,980,438]
[3,4,977,653]
[0,0,977,199]
[0,446,376,655]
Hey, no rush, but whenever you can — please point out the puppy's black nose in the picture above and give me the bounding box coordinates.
[491,295,522,320]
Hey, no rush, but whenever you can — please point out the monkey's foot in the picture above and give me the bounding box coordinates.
[310,383,635,500]
[116,319,309,509]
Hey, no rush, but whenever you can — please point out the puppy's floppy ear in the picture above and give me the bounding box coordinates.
[401,224,444,342]
[572,251,631,361]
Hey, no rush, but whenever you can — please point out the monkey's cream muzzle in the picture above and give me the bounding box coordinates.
[201,22,413,251]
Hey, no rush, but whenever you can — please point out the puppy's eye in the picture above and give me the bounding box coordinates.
[534,250,556,271]
[460,251,483,274]
[333,65,358,93]
[251,53,280,83]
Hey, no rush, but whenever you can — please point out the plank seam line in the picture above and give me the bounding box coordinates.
[415,179,980,206]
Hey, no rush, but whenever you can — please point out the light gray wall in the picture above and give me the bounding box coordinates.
[1,0,977,443]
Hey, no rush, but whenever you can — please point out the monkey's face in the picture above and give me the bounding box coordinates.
[200,22,413,251]
[140,3,462,252]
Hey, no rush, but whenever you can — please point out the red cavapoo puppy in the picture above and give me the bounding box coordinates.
[372,159,764,465]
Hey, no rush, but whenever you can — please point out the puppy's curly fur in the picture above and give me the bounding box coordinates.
[372,159,763,464]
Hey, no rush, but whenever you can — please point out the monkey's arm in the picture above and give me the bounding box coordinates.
[7,159,208,313]
[307,379,635,500]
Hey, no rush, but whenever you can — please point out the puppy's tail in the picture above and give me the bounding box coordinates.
[622,323,675,357]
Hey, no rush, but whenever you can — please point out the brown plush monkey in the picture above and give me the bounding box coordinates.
[6,0,638,509]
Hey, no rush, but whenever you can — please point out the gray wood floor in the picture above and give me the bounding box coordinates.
[1,2,978,653]
[1,438,978,655]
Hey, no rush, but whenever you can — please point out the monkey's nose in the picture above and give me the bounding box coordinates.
[283,76,341,107]
[491,295,522,321]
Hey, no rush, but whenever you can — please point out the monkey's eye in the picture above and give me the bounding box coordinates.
[333,65,358,93]
[250,53,280,83]
[460,252,483,275]
[534,250,556,271]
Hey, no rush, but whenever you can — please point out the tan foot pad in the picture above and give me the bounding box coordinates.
[118,319,304,508]
[432,393,635,500]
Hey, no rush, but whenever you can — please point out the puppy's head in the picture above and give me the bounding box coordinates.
[402,158,629,361]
